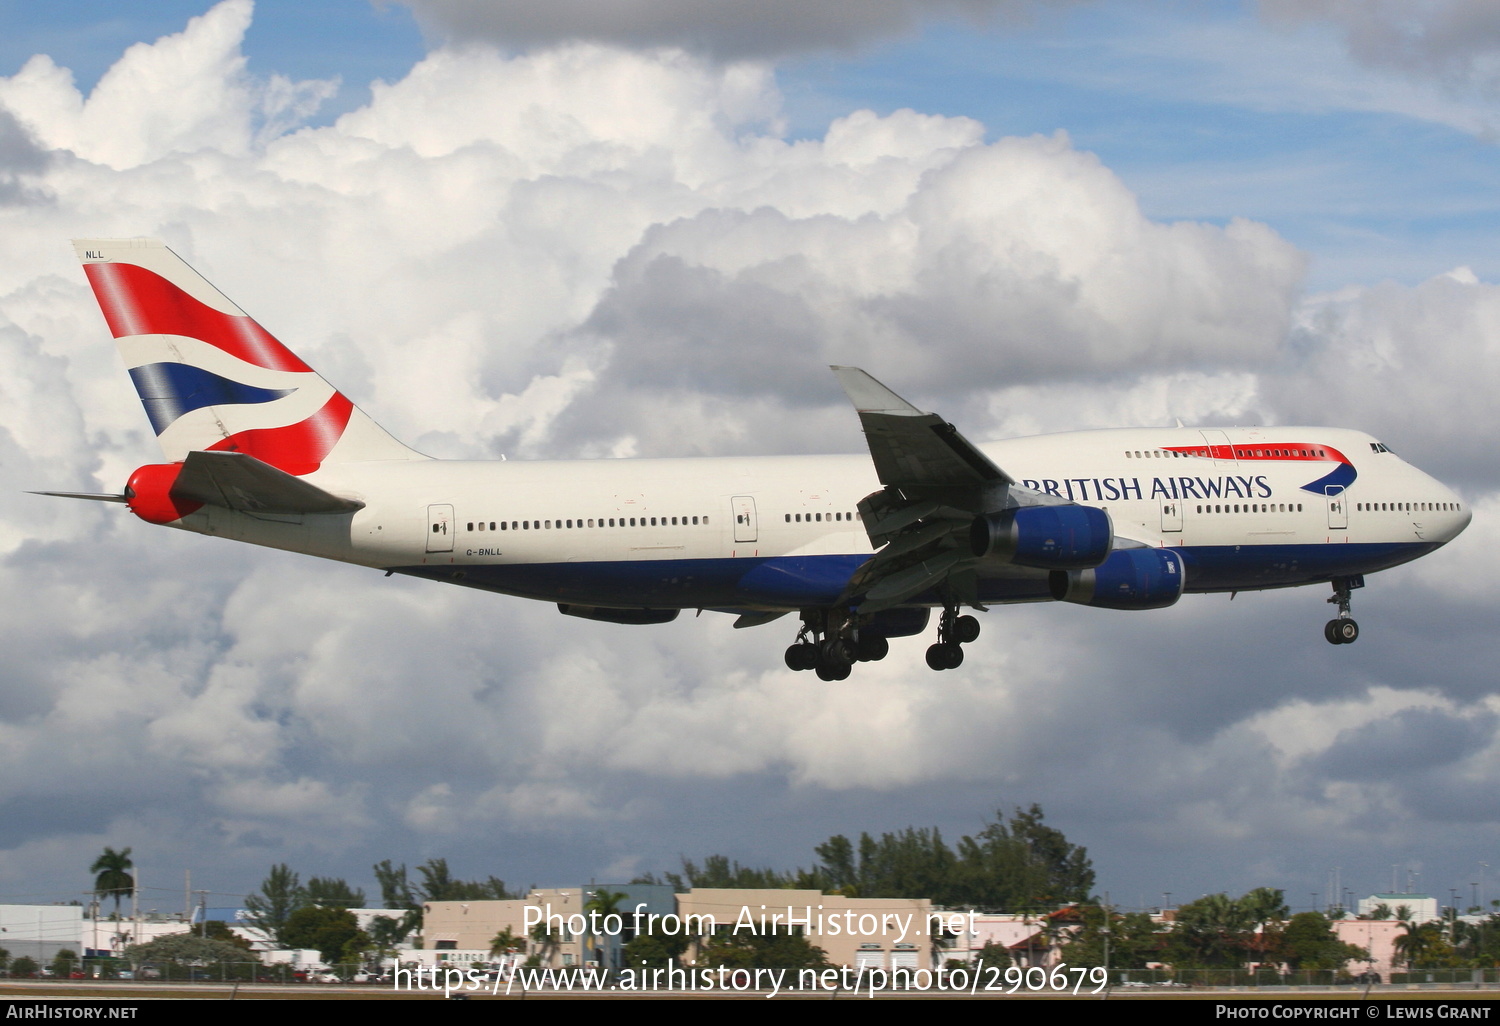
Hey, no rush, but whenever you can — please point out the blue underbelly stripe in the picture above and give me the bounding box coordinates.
[391,542,1436,609]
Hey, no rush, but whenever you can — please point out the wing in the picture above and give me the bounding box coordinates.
[831,367,1065,612]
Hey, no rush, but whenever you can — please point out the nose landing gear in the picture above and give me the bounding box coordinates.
[1324,575,1363,645]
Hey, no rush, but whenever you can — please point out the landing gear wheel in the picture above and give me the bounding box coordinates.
[954,615,981,644]
[1325,576,1363,645]
[857,634,889,662]
[821,638,854,666]
[816,655,853,681]
[926,643,963,670]
[785,643,817,670]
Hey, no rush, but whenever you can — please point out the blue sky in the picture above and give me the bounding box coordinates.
[0,0,1497,919]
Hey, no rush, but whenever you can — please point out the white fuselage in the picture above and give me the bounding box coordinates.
[161,425,1469,613]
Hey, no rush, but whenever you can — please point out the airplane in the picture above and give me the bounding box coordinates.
[39,238,1471,680]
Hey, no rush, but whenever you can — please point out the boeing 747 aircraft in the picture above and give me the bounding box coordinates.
[42,238,1471,679]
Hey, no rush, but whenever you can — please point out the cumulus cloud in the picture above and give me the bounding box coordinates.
[399,0,1072,61]
[0,3,1494,904]
[1263,267,1500,490]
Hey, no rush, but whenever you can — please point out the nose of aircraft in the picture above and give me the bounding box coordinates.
[1433,479,1472,545]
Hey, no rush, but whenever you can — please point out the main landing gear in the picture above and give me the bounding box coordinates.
[784,605,981,677]
[784,611,890,681]
[1324,575,1363,645]
[926,605,980,671]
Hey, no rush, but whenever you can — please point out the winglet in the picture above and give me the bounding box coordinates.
[830,366,925,417]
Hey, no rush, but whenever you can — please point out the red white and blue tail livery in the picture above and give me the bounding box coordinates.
[42,238,1472,677]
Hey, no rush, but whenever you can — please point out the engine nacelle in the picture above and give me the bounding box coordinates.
[1048,548,1185,610]
[125,463,200,525]
[558,604,680,625]
[970,505,1112,570]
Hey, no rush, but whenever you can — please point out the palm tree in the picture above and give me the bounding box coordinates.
[89,848,134,917]
[529,921,562,966]
[1393,920,1441,971]
[585,889,628,970]
[490,928,523,959]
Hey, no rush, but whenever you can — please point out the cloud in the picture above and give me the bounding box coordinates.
[1260,0,1500,99]
[398,0,1072,61]
[0,3,1494,907]
[1262,267,1500,490]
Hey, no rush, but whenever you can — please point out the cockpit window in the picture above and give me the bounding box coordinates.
[1370,442,1395,455]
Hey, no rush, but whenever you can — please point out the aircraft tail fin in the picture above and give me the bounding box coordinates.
[74,238,425,473]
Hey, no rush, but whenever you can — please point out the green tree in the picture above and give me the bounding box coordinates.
[124,933,261,979]
[529,920,564,965]
[372,861,420,942]
[282,905,365,965]
[368,915,408,964]
[306,877,366,908]
[490,927,523,957]
[415,858,513,902]
[1279,912,1366,973]
[670,855,797,890]
[585,889,628,969]
[1059,904,1163,970]
[242,863,306,946]
[374,860,415,909]
[10,956,38,978]
[1394,920,1444,970]
[1167,893,1256,969]
[621,921,691,969]
[813,835,857,894]
[1240,887,1289,964]
[700,926,829,970]
[50,948,79,978]
[972,939,1013,968]
[90,847,134,916]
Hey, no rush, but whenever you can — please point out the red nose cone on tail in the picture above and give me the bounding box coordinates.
[125,463,202,524]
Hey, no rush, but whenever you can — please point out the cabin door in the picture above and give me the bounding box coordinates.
[731,495,758,543]
[427,504,455,552]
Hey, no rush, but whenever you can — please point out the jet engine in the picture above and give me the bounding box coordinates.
[970,505,1112,570]
[1048,548,1185,610]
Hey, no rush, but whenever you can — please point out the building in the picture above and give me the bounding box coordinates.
[0,904,85,963]
[1355,894,1439,924]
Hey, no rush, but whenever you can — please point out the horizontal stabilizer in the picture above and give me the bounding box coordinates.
[171,450,364,515]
